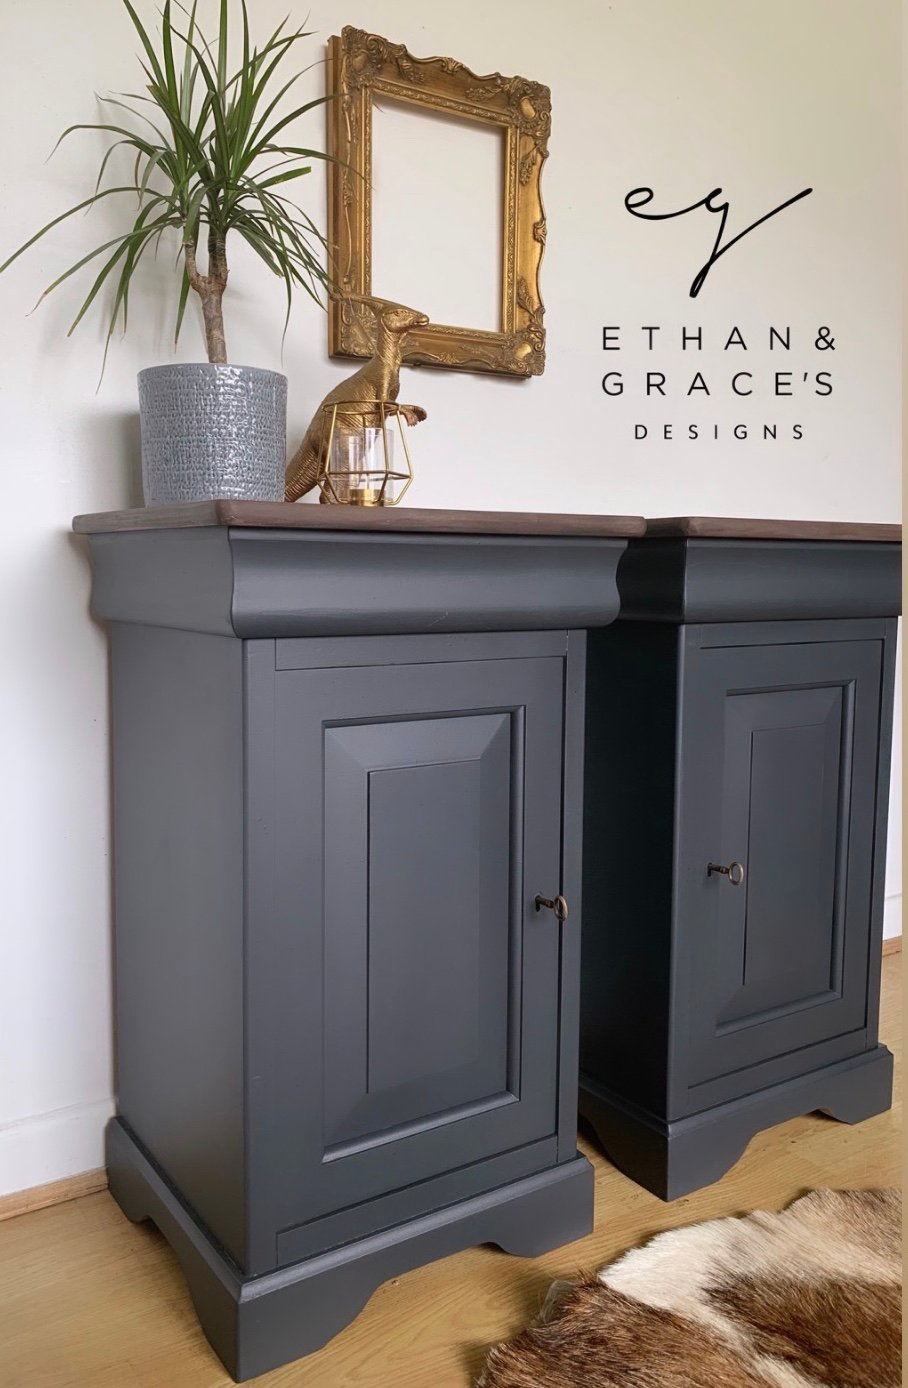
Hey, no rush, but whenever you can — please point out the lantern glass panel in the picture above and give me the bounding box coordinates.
[327,431,365,504]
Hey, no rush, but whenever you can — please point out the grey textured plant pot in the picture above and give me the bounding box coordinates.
[138,363,287,504]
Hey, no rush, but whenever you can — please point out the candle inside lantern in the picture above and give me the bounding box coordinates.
[318,402,415,507]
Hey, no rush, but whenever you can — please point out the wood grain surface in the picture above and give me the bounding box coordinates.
[645,516,901,542]
[73,501,646,538]
[0,1169,107,1223]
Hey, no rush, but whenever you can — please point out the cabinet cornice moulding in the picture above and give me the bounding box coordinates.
[617,538,901,624]
[80,522,637,639]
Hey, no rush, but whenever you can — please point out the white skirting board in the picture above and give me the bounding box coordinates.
[0,1098,114,1200]
[883,894,903,940]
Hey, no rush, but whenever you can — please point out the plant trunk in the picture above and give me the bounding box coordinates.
[184,233,229,365]
[201,284,227,365]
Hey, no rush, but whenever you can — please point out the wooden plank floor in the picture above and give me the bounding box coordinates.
[1,955,901,1388]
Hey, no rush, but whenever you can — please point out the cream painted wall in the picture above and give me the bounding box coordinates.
[0,0,901,1195]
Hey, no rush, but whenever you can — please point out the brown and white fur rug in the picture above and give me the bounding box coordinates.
[480,1188,901,1388]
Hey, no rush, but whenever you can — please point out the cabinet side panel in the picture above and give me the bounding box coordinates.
[580,624,678,1113]
[866,618,899,1041]
[111,623,245,1265]
[557,630,586,1162]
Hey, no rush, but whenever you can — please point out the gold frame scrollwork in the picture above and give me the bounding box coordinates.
[326,27,550,377]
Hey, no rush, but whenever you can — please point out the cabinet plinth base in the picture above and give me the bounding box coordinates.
[579,1045,894,1202]
[106,1119,594,1382]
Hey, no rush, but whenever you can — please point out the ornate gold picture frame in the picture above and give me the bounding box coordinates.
[326,27,550,377]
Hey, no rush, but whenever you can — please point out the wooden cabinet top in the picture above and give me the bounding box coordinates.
[73,504,901,545]
[73,501,646,539]
[645,516,901,542]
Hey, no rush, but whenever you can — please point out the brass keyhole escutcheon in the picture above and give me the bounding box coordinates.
[708,861,746,887]
[535,893,569,922]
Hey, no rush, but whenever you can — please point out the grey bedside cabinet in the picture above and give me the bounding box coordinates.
[579,517,902,1201]
[73,500,644,1382]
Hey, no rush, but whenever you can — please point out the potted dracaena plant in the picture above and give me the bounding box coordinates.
[0,0,331,503]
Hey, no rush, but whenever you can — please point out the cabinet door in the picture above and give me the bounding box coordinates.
[680,635,883,1097]
[255,653,565,1240]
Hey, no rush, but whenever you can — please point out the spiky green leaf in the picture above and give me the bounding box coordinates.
[1,0,331,373]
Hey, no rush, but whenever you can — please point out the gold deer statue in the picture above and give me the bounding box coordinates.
[284,296,429,502]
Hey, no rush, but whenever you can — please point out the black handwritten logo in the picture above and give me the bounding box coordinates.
[625,185,813,297]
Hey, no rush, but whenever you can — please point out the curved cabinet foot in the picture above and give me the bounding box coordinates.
[816,1047,894,1124]
[577,1086,743,1202]
[106,1120,593,1382]
[485,1156,594,1259]
[105,1148,153,1227]
[580,1046,894,1202]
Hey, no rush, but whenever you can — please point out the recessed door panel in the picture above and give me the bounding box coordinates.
[714,685,845,1030]
[261,654,565,1232]
[682,637,882,1094]
[322,713,512,1151]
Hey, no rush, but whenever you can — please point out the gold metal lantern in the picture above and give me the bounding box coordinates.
[316,400,415,506]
